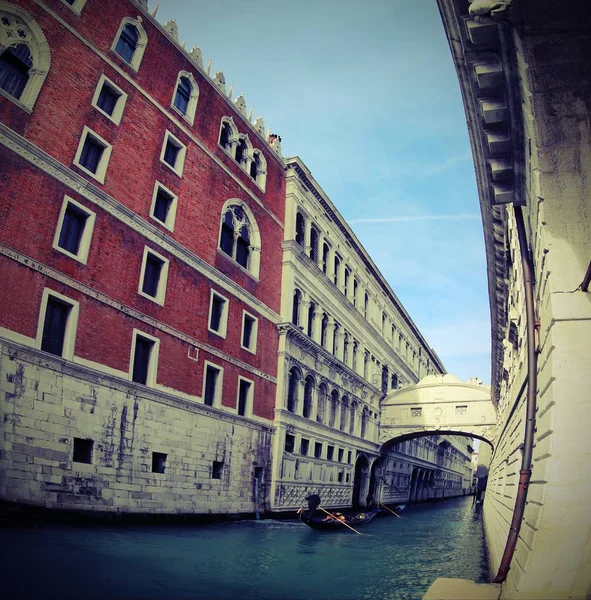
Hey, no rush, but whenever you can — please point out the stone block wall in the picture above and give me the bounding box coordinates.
[0,341,273,515]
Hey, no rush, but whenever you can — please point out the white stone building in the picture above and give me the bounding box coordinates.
[269,157,447,511]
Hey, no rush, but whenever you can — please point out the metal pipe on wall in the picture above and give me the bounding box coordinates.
[493,205,538,583]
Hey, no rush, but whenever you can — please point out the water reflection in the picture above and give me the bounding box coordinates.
[0,496,488,600]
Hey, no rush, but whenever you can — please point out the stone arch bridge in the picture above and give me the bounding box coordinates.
[379,374,497,449]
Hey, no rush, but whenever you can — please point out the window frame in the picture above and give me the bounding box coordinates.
[149,181,178,232]
[59,0,88,15]
[90,74,127,125]
[138,246,170,305]
[171,71,199,125]
[52,195,96,264]
[240,310,258,354]
[73,126,113,184]
[236,375,254,417]
[159,130,187,177]
[129,329,160,387]
[110,17,147,72]
[202,361,224,408]
[35,288,79,360]
[208,289,229,338]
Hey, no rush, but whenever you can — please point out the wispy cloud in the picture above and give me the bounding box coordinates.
[418,153,472,178]
[349,213,480,225]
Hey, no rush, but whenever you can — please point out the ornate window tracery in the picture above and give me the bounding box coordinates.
[218,201,260,276]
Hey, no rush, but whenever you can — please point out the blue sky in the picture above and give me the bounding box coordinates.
[154,0,491,383]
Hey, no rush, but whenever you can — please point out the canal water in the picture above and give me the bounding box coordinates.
[1,496,489,600]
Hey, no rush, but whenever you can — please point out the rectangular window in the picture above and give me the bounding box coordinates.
[91,75,127,125]
[53,196,96,264]
[152,452,167,474]
[212,461,223,479]
[285,434,295,453]
[131,333,157,386]
[237,378,252,417]
[327,445,334,461]
[73,438,93,464]
[138,247,169,305]
[203,363,222,407]
[410,407,422,417]
[160,131,186,176]
[314,442,323,459]
[337,470,343,483]
[241,312,258,353]
[208,290,229,337]
[347,450,352,464]
[337,448,344,462]
[150,183,177,231]
[300,438,309,456]
[41,296,72,357]
[73,127,112,183]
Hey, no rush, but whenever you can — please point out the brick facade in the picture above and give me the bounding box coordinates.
[0,0,284,514]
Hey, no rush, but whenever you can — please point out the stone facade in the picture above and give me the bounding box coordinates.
[437,1,591,598]
[270,157,448,512]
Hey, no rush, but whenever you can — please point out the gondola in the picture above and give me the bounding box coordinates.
[299,506,380,531]
[299,494,379,531]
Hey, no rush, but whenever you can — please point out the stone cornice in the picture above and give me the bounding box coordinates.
[277,322,382,401]
[0,243,277,384]
[436,1,524,403]
[285,158,446,373]
[0,337,275,432]
[0,123,282,326]
[283,242,422,383]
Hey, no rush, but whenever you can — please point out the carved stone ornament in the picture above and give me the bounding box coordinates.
[213,71,226,93]
[468,0,512,20]
[189,46,203,68]
[163,19,179,41]
[253,117,265,135]
[233,94,247,115]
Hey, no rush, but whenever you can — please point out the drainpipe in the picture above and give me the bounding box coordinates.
[493,205,538,583]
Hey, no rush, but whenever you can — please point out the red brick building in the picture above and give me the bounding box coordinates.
[0,0,285,515]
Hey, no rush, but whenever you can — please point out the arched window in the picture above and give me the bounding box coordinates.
[361,407,369,438]
[0,6,50,111]
[112,19,147,71]
[340,397,348,431]
[322,242,329,274]
[172,72,199,124]
[309,227,319,264]
[364,292,369,318]
[218,202,260,275]
[295,212,305,246]
[287,367,300,413]
[333,255,341,286]
[235,136,249,167]
[320,313,328,348]
[303,376,314,419]
[343,332,350,364]
[329,389,339,427]
[292,289,302,326]
[350,401,357,434]
[307,301,315,338]
[332,322,340,356]
[219,120,234,152]
[0,43,31,99]
[344,267,350,297]
[353,278,358,306]
[363,351,369,379]
[317,383,327,424]
[352,341,358,372]
[249,150,267,190]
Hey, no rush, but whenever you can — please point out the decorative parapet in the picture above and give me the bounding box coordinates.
[129,0,283,161]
